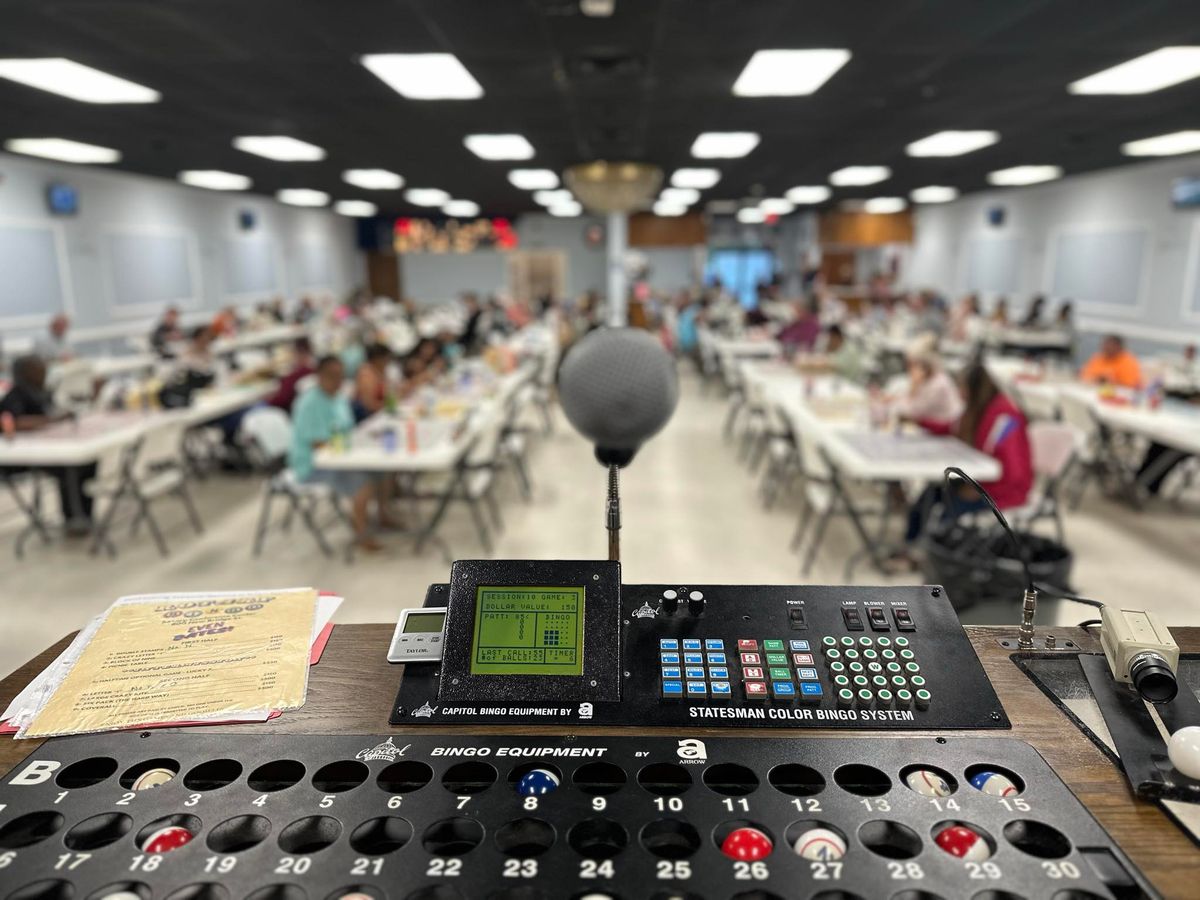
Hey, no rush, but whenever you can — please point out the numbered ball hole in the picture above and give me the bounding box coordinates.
[486,890,546,900]
[784,821,848,861]
[312,760,369,793]
[714,820,774,860]
[56,757,118,789]
[636,762,692,796]
[932,820,995,861]
[5,880,73,900]
[0,811,64,849]
[891,893,947,900]
[404,889,464,900]
[245,888,307,900]
[768,763,825,797]
[119,758,180,791]
[638,819,702,859]
[135,814,201,854]
[857,820,923,859]
[1048,893,1106,900]
[441,761,497,795]
[508,763,563,797]
[324,889,384,900]
[247,760,306,793]
[570,894,622,900]
[648,894,702,900]
[703,763,759,796]
[348,816,413,855]
[205,815,272,853]
[899,765,957,798]
[730,893,785,900]
[970,893,1027,900]
[571,762,627,796]
[85,882,150,900]
[568,818,628,860]
[182,759,242,792]
[277,816,342,854]
[64,813,133,850]
[834,764,891,797]
[964,764,1025,798]
[1002,820,1072,859]
[162,885,231,900]
[494,818,556,857]
[809,892,866,900]
[377,760,433,794]
[422,816,485,856]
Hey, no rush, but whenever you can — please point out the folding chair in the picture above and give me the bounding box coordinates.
[499,374,538,501]
[757,410,799,508]
[3,470,58,559]
[1006,420,1079,543]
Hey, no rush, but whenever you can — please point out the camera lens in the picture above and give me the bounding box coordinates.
[1129,651,1178,703]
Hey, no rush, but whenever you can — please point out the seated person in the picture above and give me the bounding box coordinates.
[353,343,393,421]
[266,337,317,412]
[34,314,73,362]
[901,364,1034,550]
[288,355,392,552]
[794,325,867,383]
[1080,334,1142,389]
[293,296,317,324]
[0,355,96,533]
[776,298,820,352]
[1019,295,1046,329]
[210,305,240,337]
[946,294,985,345]
[177,326,223,388]
[150,306,184,358]
[895,348,964,432]
[402,338,448,389]
[1136,394,1199,496]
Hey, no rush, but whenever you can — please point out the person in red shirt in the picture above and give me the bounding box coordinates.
[266,337,316,412]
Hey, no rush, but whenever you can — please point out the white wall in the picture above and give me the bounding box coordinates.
[909,155,1200,352]
[0,152,361,348]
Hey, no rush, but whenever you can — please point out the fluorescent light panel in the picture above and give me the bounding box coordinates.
[987,165,1063,186]
[335,200,378,217]
[234,135,325,161]
[508,168,559,190]
[732,49,850,96]
[1121,130,1200,156]
[277,189,329,207]
[405,188,451,207]
[785,185,831,204]
[653,201,686,217]
[361,53,483,100]
[342,168,404,190]
[671,168,721,189]
[179,170,251,191]
[829,165,890,186]
[760,198,794,215]
[463,134,534,160]
[533,189,573,206]
[1068,46,1200,95]
[863,197,906,214]
[4,137,119,163]
[0,58,159,103]
[691,132,760,159]
[443,199,480,217]
[906,130,999,157]
[660,187,700,205]
[910,185,959,204]
[549,201,582,217]
[737,207,766,224]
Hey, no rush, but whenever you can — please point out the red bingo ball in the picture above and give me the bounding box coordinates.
[141,825,194,854]
[934,824,990,861]
[720,826,773,861]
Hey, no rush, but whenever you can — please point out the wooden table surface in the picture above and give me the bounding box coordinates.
[2,623,1196,898]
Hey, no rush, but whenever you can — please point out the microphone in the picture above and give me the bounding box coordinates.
[557,327,679,468]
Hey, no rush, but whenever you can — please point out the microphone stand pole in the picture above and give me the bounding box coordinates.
[606,463,621,562]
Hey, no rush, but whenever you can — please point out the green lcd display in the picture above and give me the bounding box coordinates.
[470,586,585,676]
[403,612,446,634]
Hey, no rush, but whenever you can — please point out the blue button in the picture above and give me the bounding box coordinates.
[682,639,702,650]
[683,653,704,664]
[707,652,727,665]
[709,666,729,679]
[771,681,796,697]
[705,638,725,650]
[797,667,818,680]
[660,653,680,664]
[790,640,811,651]
[659,639,679,650]
[661,666,681,679]
[686,681,707,695]
[710,681,732,695]
[662,681,683,697]
[685,667,706,679]
[800,681,823,696]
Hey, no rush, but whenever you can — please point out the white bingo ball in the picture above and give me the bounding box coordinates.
[905,768,952,797]
[969,770,1018,797]
[793,827,847,861]
[1168,725,1200,781]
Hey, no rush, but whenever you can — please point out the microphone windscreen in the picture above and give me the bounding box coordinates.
[557,328,679,452]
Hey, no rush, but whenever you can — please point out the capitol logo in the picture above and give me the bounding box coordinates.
[412,701,437,718]
[355,738,410,762]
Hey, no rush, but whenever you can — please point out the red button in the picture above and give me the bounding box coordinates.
[740,653,761,665]
[743,666,764,679]
[744,681,768,698]
[793,653,814,666]
[737,639,758,651]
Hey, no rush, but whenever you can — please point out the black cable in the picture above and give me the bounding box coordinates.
[1077,619,1102,629]
[943,466,1033,591]
[1033,582,1105,610]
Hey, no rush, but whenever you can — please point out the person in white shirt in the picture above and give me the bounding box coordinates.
[895,348,964,431]
[33,314,73,362]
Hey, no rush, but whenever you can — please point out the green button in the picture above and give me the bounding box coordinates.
[858,635,873,646]
[877,636,892,647]
[838,688,855,702]
[829,661,846,674]
[905,662,921,674]
[872,675,888,687]
[844,648,860,660]
[881,649,897,660]
[857,689,873,703]
[877,689,893,703]
[840,636,855,647]
[823,636,837,647]
[895,636,910,647]
[853,675,869,687]
[900,649,915,660]
[766,653,788,666]
[769,667,791,680]
[862,648,878,660]
[916,688,931,701]
[910,675,927,688]
[886,662,902,674]
[834,674,850,687]
[896,689,913,703]
[825,649,841,663]
[891,675,907,688]
[849,662,864,674]
[763,639,785,651]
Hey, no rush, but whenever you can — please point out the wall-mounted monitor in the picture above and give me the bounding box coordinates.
[1171,177,1200,209]
[46,183,78,216]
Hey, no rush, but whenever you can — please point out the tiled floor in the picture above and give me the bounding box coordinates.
[3,372,1198,679]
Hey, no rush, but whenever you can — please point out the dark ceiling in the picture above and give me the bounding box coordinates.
[3,0,1200,216]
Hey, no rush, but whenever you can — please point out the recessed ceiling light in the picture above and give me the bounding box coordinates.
[1121,130,1200,156]
[178,170,251,191]
[1068,46,1200,94]
[671,168,721,189]
[653,201,687,217]
[342,168,404,190]
[987,165,1063,186]
[234,135,325,162]
[508,168,559,190]
[660,187,700,205]
[785,185,832,204]
[549,201,583,217]
[906,130,999,157]
[335,200,378,217]
[443,199,480,217]
[737,207,766,224]
[533,189,573,206]
[405,188,451,207]
[760,198,795,215]
[732,49,851,97]
[361,53,484,100]
[829,166,891,186]
[4,137,120,164]
[863,197,906,214]
[276,189,329,207]
[463,134,534,160]
[0,58,160,103]
[910,185,959,204]
[691,132,761,159]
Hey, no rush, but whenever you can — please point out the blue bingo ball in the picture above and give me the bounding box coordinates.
[516,768,560,797]
[969,770,1019,797]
